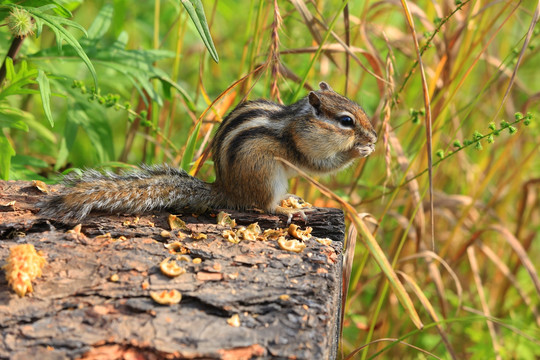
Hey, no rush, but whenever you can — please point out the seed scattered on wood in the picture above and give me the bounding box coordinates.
[150,290,182,305]
[227,314,241,327]
[159,258,187,277]
[277,237,306,253]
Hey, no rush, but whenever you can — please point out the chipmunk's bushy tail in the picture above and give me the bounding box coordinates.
[38,165,216,222]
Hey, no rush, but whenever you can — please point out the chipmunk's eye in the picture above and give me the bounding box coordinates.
[338,115,354,127]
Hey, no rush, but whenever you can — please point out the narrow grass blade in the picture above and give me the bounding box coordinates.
[181,120,201,172]
[467,246,502,360]
[290,0,350,102]
[180,0,219,63]
[515,179,540,239]
[346,337,442,360]
[496,1,539,117]
[340,222,358,340]
[398,271,457,359]
[399,0,434,250]
[489,224,540,297]
[289,0,340,68]
[348,209,423,330]
[276,157,423,330]
[478,242,540,327]
[400,251,463,315]
[0,134,16,180]
[155,75,196,112]
[463,307,540,345]
[36,70,53,127]
[388,131,425,246]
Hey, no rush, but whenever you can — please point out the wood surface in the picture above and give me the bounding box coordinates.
[0,180,345,360]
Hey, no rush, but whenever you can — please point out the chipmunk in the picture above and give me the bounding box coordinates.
[39,82,377,222]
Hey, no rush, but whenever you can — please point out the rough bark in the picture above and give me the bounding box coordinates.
[0,180,344,360]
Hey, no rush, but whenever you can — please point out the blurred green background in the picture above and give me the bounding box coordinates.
[1,0,539,358]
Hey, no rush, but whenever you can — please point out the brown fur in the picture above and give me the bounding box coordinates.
[39,82,376,221]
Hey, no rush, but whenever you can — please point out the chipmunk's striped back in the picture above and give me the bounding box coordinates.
[210,82,376,213]
[213,100,284,177]
[39,82,376,222]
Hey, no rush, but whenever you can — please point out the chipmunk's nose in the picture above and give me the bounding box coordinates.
[370,129,378,143]
[363,128,377,144]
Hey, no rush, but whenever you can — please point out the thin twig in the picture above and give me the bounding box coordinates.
[0,36,26,84]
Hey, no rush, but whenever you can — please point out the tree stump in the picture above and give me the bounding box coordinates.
[0,180,345,360]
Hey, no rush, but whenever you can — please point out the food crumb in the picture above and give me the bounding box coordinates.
[3,244,47,297]
[150,290,182,305]
[227,314,241,327]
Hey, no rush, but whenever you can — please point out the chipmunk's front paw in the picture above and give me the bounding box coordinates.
[279,194,311,209]
[275,206,318,225]
[275,195,314,224]
[274,206,306,224]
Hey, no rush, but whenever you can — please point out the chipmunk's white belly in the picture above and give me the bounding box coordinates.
[270,165,293,205]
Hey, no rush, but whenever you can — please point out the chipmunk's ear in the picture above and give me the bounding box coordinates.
[319,81,333,92]
[308,91,321,112]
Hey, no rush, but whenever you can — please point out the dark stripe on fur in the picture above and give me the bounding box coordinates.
[214,107,269,154]
[226,127,280,165]
[281,126,309,166]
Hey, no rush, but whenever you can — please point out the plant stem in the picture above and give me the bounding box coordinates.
[0,35,26,84]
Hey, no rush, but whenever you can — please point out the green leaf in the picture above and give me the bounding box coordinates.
[5,55,16,80]
[25,116,57,144]
[31,4,180,107]
[0,59,40,101]
[36,70,54,127]
[5,0,74,17]
[0,103,32,131]
[0,117,28,131]
[50,0,73,18]
[0,134,15,180]
[87,3,113,40]
[155,75,196,112]
[20,5,98,88]
[54,115,79,170]
[181,120,201,171]
[12,154,49,169]
[181,0,219,63]
[8,166,50,181]
[67,105,114,163]
[55,138,70,171]
[33,35,176,106]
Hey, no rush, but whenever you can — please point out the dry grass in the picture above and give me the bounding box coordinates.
[3,0,539,358]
